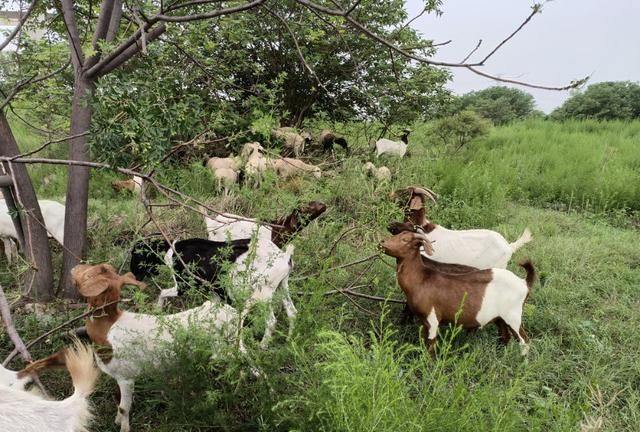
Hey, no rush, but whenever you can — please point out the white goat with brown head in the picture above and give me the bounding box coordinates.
[390,186,532,269]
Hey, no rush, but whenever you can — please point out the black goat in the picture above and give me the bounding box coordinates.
[130,237,251,300]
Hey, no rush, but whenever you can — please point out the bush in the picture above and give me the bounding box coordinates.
[431,110,492,152]
[454,86,537,125]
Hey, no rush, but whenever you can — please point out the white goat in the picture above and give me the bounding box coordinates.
[1,341,98,432]
[364,162,392,181]
[271,127,310,158]
[23,264,248,432]
[241,142,269,187]
[390,186,532,269]
[0,199,65,263]
[271,157,321,179]
[373,128,411,158]
[212,167,239,195]
[205,156,242,172]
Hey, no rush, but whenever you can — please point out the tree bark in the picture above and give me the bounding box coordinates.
[0,112,54,301]
[58,75,95,299]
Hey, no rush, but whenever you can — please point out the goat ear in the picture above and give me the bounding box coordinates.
[78,276,111,297]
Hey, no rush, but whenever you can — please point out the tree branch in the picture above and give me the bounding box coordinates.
[84,0,118,70]
[294,0,583,91]
[264,6,324,90]
[0,0,39,53]
[460,39,482,64]
[156,0,266,22]
[0,60,71,111]
[106,0,124,42]
[91,24,167,77]
[477,4,540,65]
[8,132,91,160]
[59,0,85,71]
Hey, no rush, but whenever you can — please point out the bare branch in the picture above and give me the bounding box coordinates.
[292,254,379,281]
[431,39,452,48]
[344,0,361,16]
[323,287,406,304]
[399,5,428,31]
[0,156,282,227]
[460,39,482,64]
[3,299,130,366]
[465,66,589,91]
[92,24,166,76]
[8,132,91,160]
[294,0,582,91]
[164,0,229,13]
[477,4,539,65]
[0,0,39,53]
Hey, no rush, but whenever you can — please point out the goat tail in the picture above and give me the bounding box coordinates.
[65,340,99,399]
[510,228,532,252]
[518,259,536,291]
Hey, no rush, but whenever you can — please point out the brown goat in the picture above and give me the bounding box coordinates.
[381,230,535,353]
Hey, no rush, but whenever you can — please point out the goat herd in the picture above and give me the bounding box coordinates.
[0,131,536,431]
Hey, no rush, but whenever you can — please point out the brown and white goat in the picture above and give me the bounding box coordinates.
[390,186,532,269]
[22,264,247,432]
[381,230,536,353]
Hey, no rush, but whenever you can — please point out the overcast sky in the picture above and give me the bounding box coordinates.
[406,0,640,112]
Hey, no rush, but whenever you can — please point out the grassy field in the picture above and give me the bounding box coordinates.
[1,119,639,431]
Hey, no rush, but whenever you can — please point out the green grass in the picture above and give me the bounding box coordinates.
[1,118,639,431]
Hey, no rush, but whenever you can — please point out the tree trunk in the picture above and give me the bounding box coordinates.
[0,112,54,301]
[58,75,95,299]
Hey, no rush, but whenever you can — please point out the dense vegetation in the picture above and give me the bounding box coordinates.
[2,118,639,431]
[551,81,640,121]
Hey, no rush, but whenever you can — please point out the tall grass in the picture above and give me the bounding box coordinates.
[421,119,640,214]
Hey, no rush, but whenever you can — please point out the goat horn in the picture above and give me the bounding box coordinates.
[411,186,438,205]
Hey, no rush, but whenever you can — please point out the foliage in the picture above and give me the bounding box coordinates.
[551,81,640,121]
[0,39,72,133]
[430,110,492,151]
[88,0,451,168]
[453,86,537,125]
